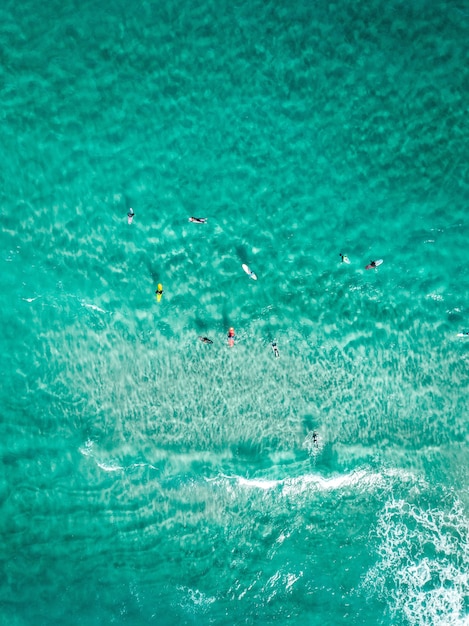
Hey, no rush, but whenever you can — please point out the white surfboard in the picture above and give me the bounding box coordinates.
[342,255,351,264]
[457,332,469,337]
[242,264,257,280]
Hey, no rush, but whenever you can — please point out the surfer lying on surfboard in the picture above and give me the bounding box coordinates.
[242,264,257,280]
[198,336,213,344]
[127,208,135,224]
[339,253,350,264]
[189,217,207,223]
[366,259,383,270]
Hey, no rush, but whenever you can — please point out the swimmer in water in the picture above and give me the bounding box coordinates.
[127,208,135,224]
[199,336,213,344]
[227,327,235,347]
[189,217,207,224]
[271,342,280,358]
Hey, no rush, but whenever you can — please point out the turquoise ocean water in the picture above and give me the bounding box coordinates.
[1,0,469,624]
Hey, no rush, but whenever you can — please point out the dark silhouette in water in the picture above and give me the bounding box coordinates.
[199,336,213,344]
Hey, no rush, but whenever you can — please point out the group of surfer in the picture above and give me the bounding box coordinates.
[128,210,468,343]
[133,211,281,354]
[189,219,280,353]
[198,333,280,356]
[340,252,382,270]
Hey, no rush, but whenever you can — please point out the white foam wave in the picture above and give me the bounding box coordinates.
[22,296,41,303]
[176,586,216,615]
[96,461,124,472]
[363,499,469,626]
[257,569,304,604]
[237,476,280,490]
[213,467,415,496]
[79,441,158,473]
[78,439,94,456]
[426,293,444,302]
[81,301,107,313]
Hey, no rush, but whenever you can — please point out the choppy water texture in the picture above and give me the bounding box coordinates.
[1,0,469,624]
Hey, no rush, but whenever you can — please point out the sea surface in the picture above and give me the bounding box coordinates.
[1,0,468,624]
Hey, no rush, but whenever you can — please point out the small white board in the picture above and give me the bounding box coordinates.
[242,263,257,280]
[457,332,469,337]
[342,255,351,264]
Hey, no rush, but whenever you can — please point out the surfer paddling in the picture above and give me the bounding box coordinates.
[198,336,213,344]
[271,342,280,358]
[339,253,350,264]
[189,217,207,224]
[365,259,383,270]
[242,264,257,280]
[127,208,135,224]
[155,284,164,301]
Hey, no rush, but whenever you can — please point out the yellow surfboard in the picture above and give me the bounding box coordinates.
[156,283,163,302]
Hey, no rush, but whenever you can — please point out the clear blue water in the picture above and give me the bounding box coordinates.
[1,0,468,624]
